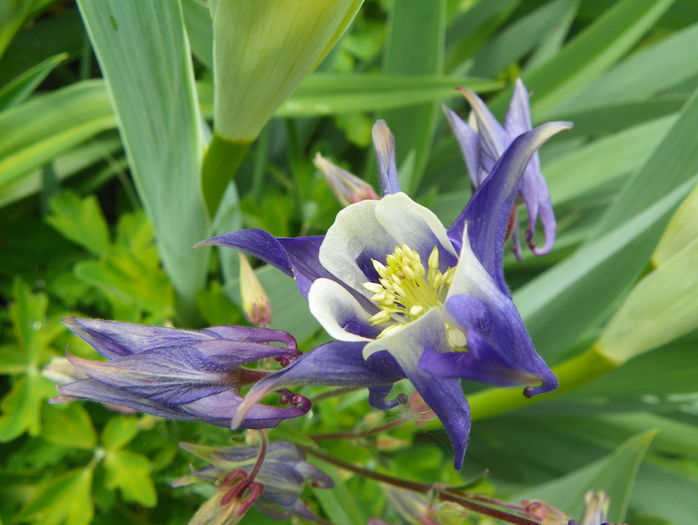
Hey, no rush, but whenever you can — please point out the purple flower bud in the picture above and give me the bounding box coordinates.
[52,318,308,429]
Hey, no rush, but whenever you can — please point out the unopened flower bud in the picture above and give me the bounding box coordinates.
[239,254,271,327]
[314,152,379,206]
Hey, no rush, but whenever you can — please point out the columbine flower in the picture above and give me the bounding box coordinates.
[52,318,308,429]
[198,116,569,468]
[314,152,379,206]
[175,440,333,520]
[443,79,556,258]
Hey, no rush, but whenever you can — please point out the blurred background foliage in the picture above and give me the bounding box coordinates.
[1,0,698,523]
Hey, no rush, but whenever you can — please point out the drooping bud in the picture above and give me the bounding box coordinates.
[314,153,379,206]
[521,500,570,525]
[239,254,272,327]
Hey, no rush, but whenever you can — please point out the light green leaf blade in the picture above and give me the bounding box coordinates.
[46,191,110,257]
[77,0,210,316]
[9,279,48,367]
[41,404,96,450]
[0,375,55,442]
[381,0,445,193]
[598,236,698,362]
[101,415,139,452]
[104,449,157,507]
[0,81,114,194]
[0,52,66,110]
[517,430,657,522]
[495,0,674,118]
[562,22,698,113]
[653,182,698,265]
[16,467,94,525]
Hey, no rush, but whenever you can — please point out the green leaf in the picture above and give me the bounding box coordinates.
[0,53,67,110]
[381,0,445,192]
[546,116,674,206]
[598,236,698,363]
[0,81,114,193]
[103,449,156,507]
[469,0,579,78]
[41,404,96,450]
[562,22,698,112]
[0,345,25,375]
[0,0,55,59]
[497,0,674,118]
[46,191,110,257]
[0,136,122,209]
[518,179,695,362]
[16,467,94,525]
[9,278,48,367]
[309,457,366,525]
[196,280,242,326]
[653,181,698,266]
[181,0,212,69]
[77,0,210,317]
[0,374,55,442]
[101,415,139,451]
[517,430,657,522]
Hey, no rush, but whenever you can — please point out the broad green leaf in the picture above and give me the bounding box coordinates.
[381,0,445,192]
[40,404,96,450]
[597,87,698,233]
[104,449,157,507]
[0,374,55,442]
[197,74,502,118]
[101,415,139,452]
[0,81,114,192]
[77,0,210,317]
[517,430,657,522]
[470,0,578,78]
[16,467,93,525]
[653,183,698,266]
[0,136,121,209]
[525,0,579,71]
[546,116,674,206]
[518,179,695,362]
[46,191,110,257]
[562,22,698,112]
[518,86,698,361]
[494,0,673,118]
[0,53,66,110]
[598,236,698,363]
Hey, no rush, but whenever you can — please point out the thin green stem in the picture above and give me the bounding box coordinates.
[310,418,408,441]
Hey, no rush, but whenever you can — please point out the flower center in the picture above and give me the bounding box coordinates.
[363,245,455,336]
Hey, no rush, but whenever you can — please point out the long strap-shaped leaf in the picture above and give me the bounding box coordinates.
[77,0,209,318]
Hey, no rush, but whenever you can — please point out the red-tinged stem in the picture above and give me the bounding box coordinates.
[246,430,268,483]
[299,445,541,525]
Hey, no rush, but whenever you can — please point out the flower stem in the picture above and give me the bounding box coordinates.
[300,445,540,525]
[246,430,268,484]
[310,418,407,441]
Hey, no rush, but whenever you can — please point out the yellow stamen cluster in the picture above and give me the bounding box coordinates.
[363,245,456,334]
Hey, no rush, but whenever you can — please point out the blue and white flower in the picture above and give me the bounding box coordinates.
[199,112,570,468]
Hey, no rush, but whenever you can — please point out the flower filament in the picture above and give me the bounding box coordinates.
[363,245,455,335]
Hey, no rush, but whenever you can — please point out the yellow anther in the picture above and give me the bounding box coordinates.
[362,244,455,334]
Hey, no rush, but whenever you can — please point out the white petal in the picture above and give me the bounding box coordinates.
[319,199,399,297]
[308,278,374,342]
[375,193,457,263]
[447,224,509,308]
[363,307,449,360]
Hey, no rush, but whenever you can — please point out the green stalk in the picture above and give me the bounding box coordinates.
[422,345,617,430]
[201,133,250,217]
